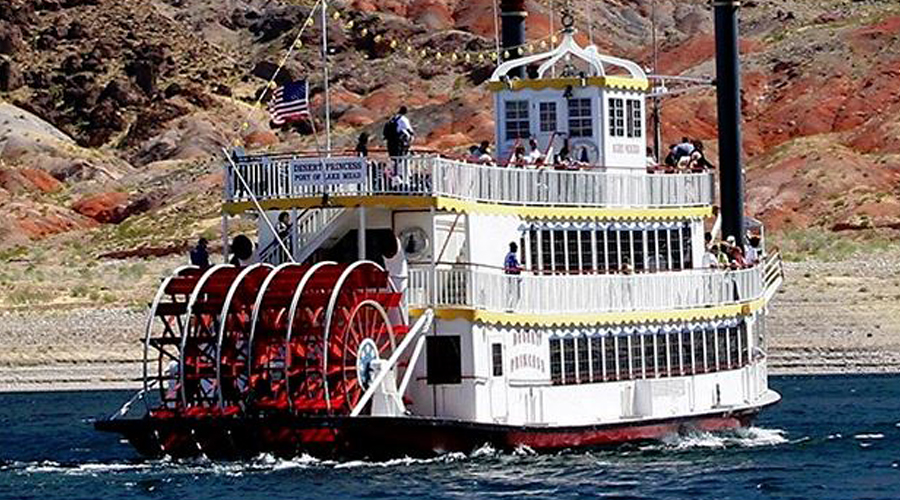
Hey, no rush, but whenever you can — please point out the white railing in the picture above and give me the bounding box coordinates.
[257,208,348,265]
[226,154,714,209]
[407,262,773,316]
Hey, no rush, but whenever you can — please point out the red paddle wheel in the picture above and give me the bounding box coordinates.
[142,261,409,423]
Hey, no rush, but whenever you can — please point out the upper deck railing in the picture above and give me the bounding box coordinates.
[225,154,715,210]
[407,252,782,317]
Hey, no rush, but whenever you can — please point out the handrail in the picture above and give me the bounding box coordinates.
[225,154,715,210]
[407,263,773,316]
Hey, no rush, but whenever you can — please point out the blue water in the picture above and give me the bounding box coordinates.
[1,376,899,500]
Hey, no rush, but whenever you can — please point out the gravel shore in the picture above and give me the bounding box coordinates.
[1,255,897,391]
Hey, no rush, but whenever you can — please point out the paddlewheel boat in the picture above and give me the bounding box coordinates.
[96,1,783,459]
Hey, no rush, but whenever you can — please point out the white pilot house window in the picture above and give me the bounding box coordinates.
[567,98,593,138]
[626,99,643,138]
[539,102,557,133]
[505,100,531,140]
[548,321,749,386]
[608,98,625,137]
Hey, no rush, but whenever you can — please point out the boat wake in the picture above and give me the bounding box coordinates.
[652,427,789,451]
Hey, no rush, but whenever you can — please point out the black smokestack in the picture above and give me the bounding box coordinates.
[500,0,527,78]
[714,1,745,247]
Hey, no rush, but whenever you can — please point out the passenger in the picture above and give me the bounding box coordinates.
[725,235,746,268]
[467,145,482,163]
[189,237,210,268]
[714,244,729,269]
[689,140,714,170]
[512,144,528,167]
[229,234,255,267]
[621,257,634,275]
[382,236,409,323]
[556,137,571,166]
[276,211,292,261]
[526,137,544,166]
[395,106,415,156]
[504,242,523,275]
[646,147,658,169]
[383,106,415,157]
[704,231,713,249]
[664,144,678,168]
[478,140,493,164]
[355,132,370,157]
[578,146,590,166]
[745,235,761,267]
[674,136,695,160]
[702,244,718,269]
[276,212,291,240]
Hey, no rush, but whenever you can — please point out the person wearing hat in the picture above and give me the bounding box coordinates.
[724,235,746,268]
[190,238,210,268]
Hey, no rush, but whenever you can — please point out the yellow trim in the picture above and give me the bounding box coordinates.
[487,76,650,93]
[410,298,766,328]
[223,195,712,221]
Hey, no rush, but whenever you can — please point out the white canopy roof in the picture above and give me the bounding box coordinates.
[490,30,647,83]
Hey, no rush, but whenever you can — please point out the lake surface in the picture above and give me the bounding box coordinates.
[1,375,899,500]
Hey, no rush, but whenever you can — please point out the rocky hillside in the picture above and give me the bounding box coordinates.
[0,0,899,305]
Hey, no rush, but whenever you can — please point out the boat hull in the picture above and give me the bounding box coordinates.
[95,400,775,460]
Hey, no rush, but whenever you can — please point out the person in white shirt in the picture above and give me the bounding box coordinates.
[744,235,761,267]
[383,236,409,323]
[525,137,543,166]
[395,106,415,156]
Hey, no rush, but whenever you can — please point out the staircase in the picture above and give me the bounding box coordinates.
[259,208,350,265]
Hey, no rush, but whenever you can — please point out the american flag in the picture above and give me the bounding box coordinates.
[268,80,310,125]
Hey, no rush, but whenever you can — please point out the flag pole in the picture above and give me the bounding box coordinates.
[322,0,332,156]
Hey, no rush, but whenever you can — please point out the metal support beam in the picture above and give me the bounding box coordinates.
[713,0,745,246]
[357,206,367,260]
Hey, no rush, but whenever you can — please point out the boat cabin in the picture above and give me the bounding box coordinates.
[489,30,650,170]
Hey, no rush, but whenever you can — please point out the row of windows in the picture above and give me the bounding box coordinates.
[522,226,694,274]
[549,323,750,385]
[608,98,643,138]
[504,98,642,141]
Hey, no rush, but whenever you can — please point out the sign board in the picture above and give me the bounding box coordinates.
[289,157,367,187]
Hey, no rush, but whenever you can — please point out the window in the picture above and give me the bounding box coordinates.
[704,328,715,372]
[609,98,625,137]
[681,331,692,376]
[606,336,618,381]
[581,231,594,272]
[717,327,727,370]
[568,98,593,138]
[631,335,643,379]
[492,343,503,377]
[540,230,552,273]
[606,230,620,272]
[656,332,668,378]
[617,336,631,380]
[563,338,577,384]
[550,339,562,384]
[505,100,530,140]
[529,230,540,272]
[577,337,590,383]
[553,230,566,273]
[539,102,557,133]
[682,227,694,270]
[642,334,654,378]
[633,231,646,272]
[590,337,603,382]
[567,230,580,272]
[626,99,643,138]
[426,336,462,384]
[670,229,683,270]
